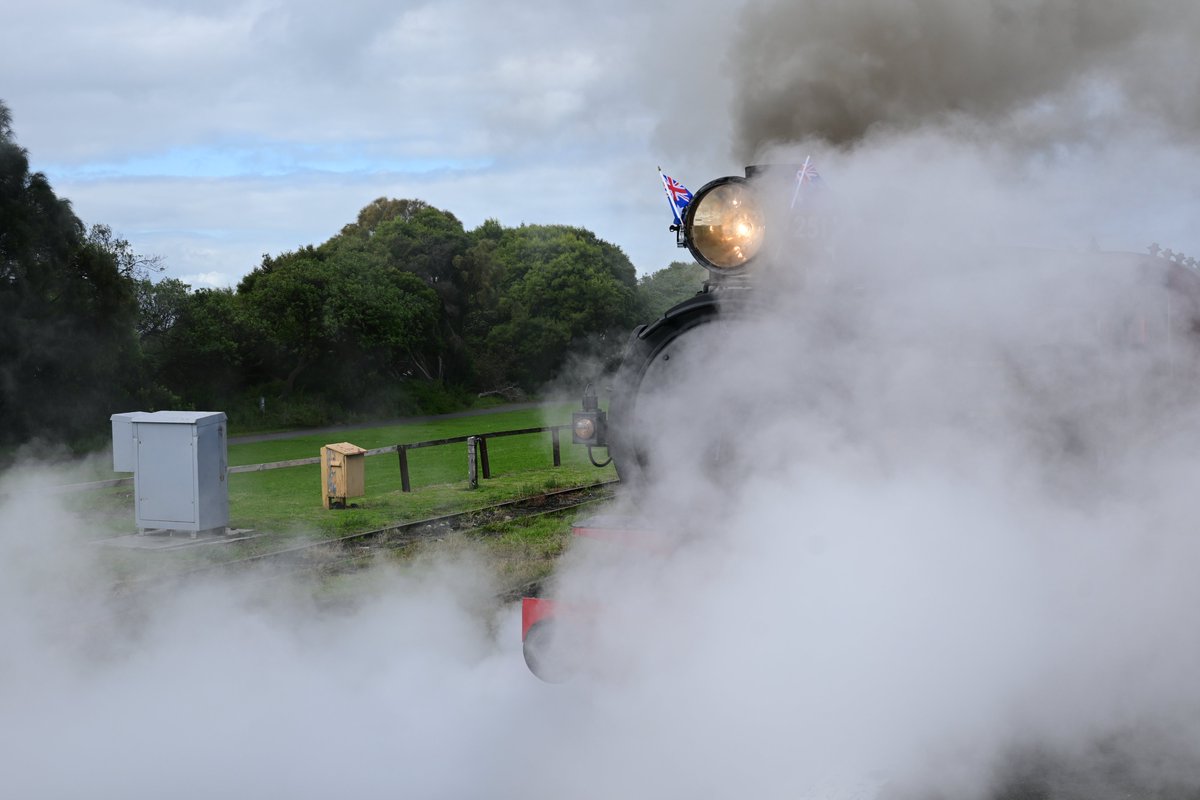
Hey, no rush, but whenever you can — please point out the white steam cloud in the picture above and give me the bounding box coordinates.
[6,3,1200,798]
[554,124,1200,796]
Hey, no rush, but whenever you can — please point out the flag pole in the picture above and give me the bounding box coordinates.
[790,155,811,210]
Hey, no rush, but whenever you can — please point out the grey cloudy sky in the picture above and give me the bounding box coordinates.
[2,0,741,287]
[6,0,1200,289]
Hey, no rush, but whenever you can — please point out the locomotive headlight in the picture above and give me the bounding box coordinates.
[682,176,765,272]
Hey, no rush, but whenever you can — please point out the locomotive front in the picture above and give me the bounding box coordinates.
[525,162,1200,682]
[571,166,797,487]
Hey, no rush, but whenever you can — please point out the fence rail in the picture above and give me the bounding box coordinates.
[52,424,571,494]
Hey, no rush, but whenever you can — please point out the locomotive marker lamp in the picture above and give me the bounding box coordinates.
[572,383,607,447]
[572,383,612,467]
[680,176,766,273]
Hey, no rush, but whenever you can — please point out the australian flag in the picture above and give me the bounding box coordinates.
[659,169,693,226]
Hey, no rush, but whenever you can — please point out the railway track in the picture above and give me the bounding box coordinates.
[112,481,618,596]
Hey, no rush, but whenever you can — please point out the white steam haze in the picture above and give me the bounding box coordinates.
[8,1,1200,798]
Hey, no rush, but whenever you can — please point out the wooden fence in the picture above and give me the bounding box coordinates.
[52,425,570,494]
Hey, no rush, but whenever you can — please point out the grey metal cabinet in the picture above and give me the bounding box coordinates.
[129,411,229,533]
[110,412,137,472]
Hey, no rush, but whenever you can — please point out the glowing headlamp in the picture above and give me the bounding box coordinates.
[682,176,765,272]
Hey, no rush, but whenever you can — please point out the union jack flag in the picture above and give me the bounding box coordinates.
[659,169,693,226]
[797,158,821,184]
[791,155,824,208]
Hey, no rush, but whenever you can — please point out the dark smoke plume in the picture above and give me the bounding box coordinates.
[731,0,1200,157]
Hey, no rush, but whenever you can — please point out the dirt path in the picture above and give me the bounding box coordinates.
[228,402,547,445]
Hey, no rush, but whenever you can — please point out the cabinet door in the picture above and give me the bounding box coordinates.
[136,425,196,524]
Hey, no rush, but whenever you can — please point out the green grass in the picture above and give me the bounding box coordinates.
[228,405,565,463]
[437,511,578,586]
[384,510,581,594]
[307,508,581,607]
[73,403,617,544]
[226,403,614,535]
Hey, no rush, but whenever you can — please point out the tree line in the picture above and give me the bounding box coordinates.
[0,100,706,450]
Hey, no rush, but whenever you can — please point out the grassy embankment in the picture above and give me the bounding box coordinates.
[79,403,617,586]
[227,405,613,531]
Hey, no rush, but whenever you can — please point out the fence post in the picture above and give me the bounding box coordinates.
[398,445,411,493]
[467,436,478,489]
[479,436,491,479]
[551,426,561,467]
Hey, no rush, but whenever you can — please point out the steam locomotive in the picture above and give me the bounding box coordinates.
[570,167,781,483]
[573,169,1200,478]
[521,168,777,680]
[521,164,1200,681]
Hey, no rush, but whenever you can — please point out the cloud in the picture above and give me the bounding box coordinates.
[48,158,686,280]
[2,0,727,279]
[41,143,492,180]
[178,270,236,288]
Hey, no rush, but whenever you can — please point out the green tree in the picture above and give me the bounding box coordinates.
[328,199,476,381]
[324,250,443,382]
[136,277,191,340]
[0,100,147,447]
[370,205,471,321]
[375,206,468,280]
[338,197,431,239]
[452,219,505,365]
[237,247,335,395]
[87,223,163,281]
[636,260,707,318]
[472,224,639,390]
[236,241,444,400]
[155,287,246,408]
